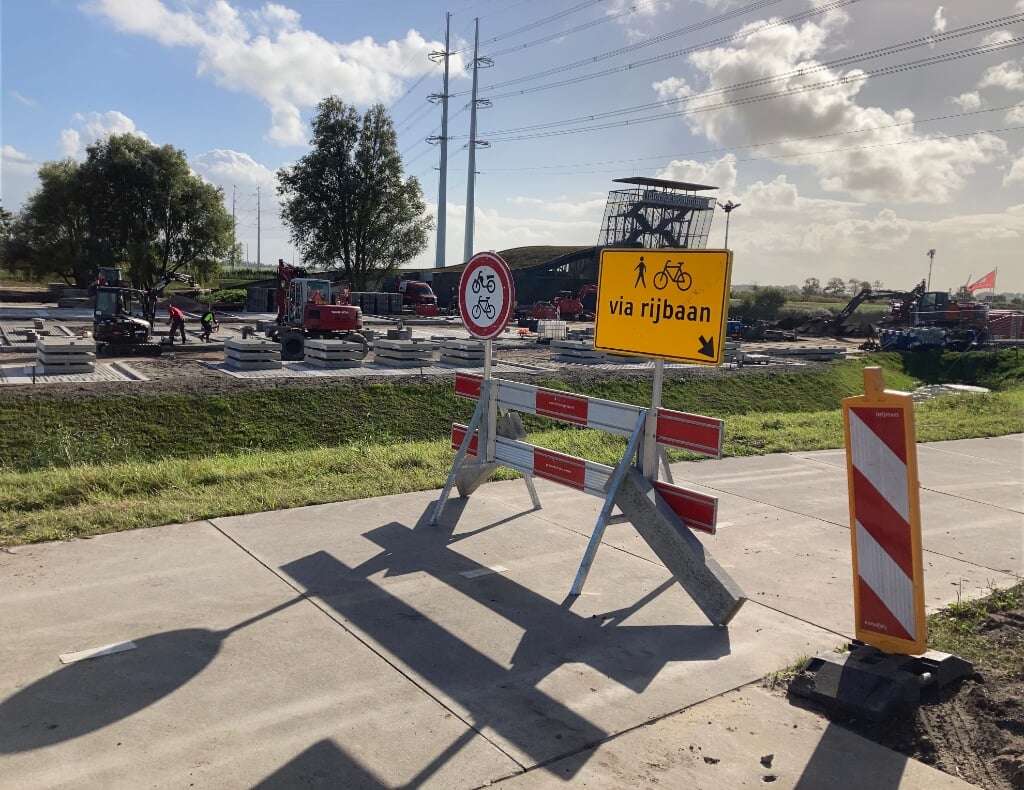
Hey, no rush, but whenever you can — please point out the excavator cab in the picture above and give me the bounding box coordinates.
[93,286,159,354]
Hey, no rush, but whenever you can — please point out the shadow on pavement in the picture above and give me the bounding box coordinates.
[0,597,304,754]
[793,722,908,790]
[253,739,387,789]
[279,503,732,777]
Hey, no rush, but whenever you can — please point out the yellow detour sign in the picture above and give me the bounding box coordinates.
[594,248,733,365]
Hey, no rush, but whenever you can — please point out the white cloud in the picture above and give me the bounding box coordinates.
[1004,149,1024,186]
[59,130,80,158]
[1,146,39,209]
[951,92,981,111]
[931,6,946,35]
[652,76,693,102]
[981,30,1015,46]
[58,110,149,158]
[504,195,606,219]
[657,153,737,194]
[83,0,461,147]
[1007,105,1024,124]
[979,59,1024,91]
[1,145,35,173]
[679,15,1005,203]
[192,148,277,189]
[8,90,38,107]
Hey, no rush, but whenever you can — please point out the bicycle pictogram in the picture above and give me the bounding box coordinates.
[471,270,496,294]
[471,295,496,321]
[653,259,693,292]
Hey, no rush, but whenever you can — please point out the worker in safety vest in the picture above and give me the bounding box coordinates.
[167,304,187,344]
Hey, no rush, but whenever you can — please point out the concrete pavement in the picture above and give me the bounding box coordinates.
[1,435,1020,788]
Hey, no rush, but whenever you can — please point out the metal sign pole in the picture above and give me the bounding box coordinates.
[642,358,664,480]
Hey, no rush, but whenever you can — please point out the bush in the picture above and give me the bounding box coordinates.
[208,288,247,304]
[738,286,788,322]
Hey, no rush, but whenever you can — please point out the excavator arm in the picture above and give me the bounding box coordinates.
[142,270,197,323]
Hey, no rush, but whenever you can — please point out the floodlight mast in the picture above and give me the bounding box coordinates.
[722,200,741,249]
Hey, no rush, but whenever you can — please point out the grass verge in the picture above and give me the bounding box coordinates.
[1,388,1020,547]
[928,580,1024,673]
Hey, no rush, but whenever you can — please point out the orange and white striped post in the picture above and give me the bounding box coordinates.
[842,367,927,655]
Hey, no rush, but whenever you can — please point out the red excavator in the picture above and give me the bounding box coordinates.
[553,285,598,321]
[266,259,367,361]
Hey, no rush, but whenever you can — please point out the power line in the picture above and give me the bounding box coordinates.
[484,0,665,58]
[481,104,1024,173]
[471,14,1024,137]
[452,0,610,55]
[472,37,1024,143]
[453,0,861,98]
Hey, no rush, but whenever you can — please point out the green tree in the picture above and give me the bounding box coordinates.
[12,159,95,285]
[823,277,847,297]
[277,97,433,290]
[10,136,230,287]
[739,286,788,322]
[81,134,230,287]
[801,277,821,296]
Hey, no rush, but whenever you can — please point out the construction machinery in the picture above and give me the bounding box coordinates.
[800,281,927,337]
[92,270,196,355]
[266,259,368,361]
[394,279,440,317]
[552,285,598,321]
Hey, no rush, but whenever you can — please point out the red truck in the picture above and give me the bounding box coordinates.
[395,280,439,317]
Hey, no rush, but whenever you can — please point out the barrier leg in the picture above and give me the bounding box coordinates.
[431,398,486,525]
[570,414,646,596]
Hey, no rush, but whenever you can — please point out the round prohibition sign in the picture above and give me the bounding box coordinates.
[459,251,515,340]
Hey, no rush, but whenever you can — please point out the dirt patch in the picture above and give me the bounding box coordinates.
[775,591,1024,790]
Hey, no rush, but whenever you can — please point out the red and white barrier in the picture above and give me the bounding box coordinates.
[843,368,926,655]
[455,372,723,457]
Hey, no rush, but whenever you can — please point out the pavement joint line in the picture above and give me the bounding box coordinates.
[919,485,1024,515]
[501,676,772,786]
[207,518,528,773]
[744,598,853,645]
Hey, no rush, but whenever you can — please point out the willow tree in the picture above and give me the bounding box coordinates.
[277,97,433,290]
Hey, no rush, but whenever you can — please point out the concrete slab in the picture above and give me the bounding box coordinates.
[794,440,1023,513]
[1,436,1018,789]
[499,686,976,790]
[666,451,1022,575]
[466,478,1018,637]
[216,493,841,772]
[0,361,149,385]
[0,523,517,788]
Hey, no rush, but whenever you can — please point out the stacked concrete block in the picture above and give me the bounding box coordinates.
[438,339,485,367]
[771,346,845,361]
[373,338,435,367]
[303,339,364,369]
[551,339,604,363]
[36,337,96,374]
[224,337,282,371]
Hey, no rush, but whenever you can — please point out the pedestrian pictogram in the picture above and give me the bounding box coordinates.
[842,367,927,655]
[459,251,515,340]
[594,248,732,365]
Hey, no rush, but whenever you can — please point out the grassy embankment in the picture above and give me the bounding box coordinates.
[1,352,1021,546]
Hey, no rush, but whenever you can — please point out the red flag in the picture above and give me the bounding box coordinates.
[966,269,997,293]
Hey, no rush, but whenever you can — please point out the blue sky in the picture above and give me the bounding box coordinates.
[3,0,1023,293]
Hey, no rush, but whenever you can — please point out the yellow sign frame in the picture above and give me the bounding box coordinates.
[593,248,733,365]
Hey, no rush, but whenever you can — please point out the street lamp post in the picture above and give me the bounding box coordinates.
[722,200,741,249]
[926,249,936,290]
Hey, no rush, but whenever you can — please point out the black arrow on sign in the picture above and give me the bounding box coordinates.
[698,335,716,358]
